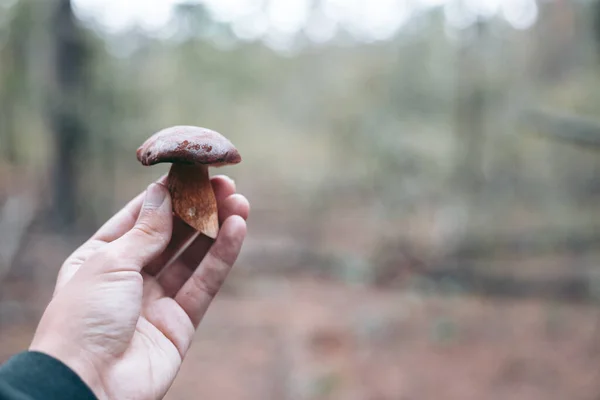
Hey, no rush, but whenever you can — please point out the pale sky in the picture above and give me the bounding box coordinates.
[71,0,538,44]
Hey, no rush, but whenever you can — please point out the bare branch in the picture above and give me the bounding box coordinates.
[519,108,600,149]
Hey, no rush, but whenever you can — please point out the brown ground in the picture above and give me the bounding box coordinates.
[1,172,600,399]
[2,273,600,400]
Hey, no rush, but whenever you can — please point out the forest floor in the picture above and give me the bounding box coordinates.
[1,271,600,400]
[1,176,600,399]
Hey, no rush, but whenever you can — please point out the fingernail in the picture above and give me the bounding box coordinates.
[144,183,167,209]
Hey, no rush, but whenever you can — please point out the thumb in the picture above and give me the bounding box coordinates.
[103,183,173,271]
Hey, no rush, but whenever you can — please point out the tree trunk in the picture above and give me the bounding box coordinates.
[453,19,489,200]
[48,0,89,230]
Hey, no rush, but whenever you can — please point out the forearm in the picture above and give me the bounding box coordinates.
[0,351,97,400]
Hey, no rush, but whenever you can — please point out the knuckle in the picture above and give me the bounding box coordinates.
[189,271,222,299]
[94,249,140,273]
[210,247,230,267]
[191,258,229,299]
[91,249,121,271]
[132,220,164,242]
[94,247,117,264]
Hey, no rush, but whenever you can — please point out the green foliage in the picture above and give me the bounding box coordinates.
[2,0,600,237]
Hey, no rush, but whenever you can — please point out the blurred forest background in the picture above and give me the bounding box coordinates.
[3,0,600,398]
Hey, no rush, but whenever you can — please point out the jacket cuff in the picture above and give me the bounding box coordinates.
[0,351,97,399]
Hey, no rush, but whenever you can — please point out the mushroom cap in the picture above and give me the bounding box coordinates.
[137,126,241,167]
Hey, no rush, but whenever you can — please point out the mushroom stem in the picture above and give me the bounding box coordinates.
[167,163,219,239]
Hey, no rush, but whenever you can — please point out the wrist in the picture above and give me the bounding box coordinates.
[29,339,108,400]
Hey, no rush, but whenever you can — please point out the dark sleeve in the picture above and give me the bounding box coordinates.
[0,351,97,400]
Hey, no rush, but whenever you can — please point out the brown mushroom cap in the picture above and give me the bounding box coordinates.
[137,126,241,167]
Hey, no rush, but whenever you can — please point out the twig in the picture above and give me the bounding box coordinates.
[163,230,202,270]
[519,108,600,149]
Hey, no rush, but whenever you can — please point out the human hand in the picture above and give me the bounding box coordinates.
[29,175,249,400]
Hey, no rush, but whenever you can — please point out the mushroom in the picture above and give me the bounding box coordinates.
[137,125,242,242]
